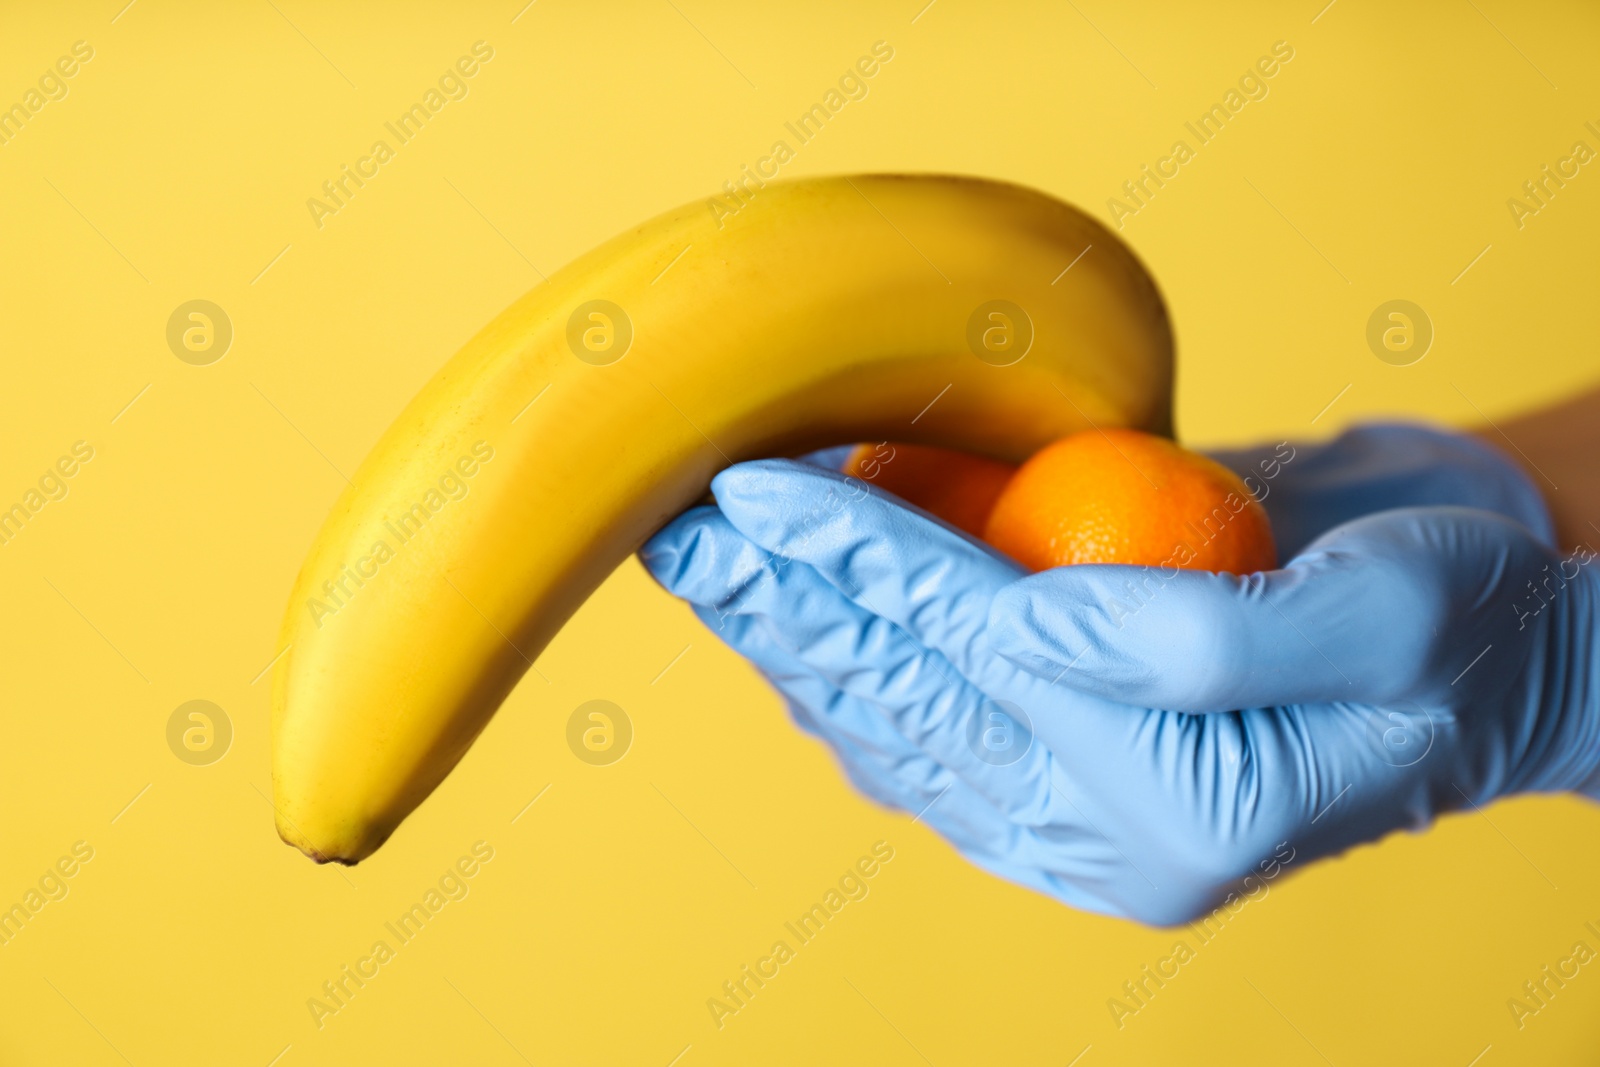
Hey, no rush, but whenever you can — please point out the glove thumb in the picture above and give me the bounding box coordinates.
[985,510,1494,712]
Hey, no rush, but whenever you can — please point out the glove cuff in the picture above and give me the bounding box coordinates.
[1549,556,1600,799]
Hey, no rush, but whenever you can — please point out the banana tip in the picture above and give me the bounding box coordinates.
[276,815,365,866]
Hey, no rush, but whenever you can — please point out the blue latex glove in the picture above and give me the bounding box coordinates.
[642,424,1599,924]
[1204,422,1555,557]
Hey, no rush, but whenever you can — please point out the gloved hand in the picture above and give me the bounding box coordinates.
[641,424,1599,924]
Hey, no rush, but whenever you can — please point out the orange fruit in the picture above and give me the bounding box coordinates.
[981,429,1276,574]
[843,442,1016,537]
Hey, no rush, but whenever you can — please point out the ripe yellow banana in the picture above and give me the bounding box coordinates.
[271,174,1174,863]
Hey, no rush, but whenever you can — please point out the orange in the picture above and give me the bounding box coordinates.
[843,442,1016,537]
[981,429,1277,574]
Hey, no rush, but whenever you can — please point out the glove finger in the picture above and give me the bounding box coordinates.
[693,605,944,813]
[988,564,1376,712]
[641,504,777,634]
[726,565,1084,828]
[648,513,988,822]
[648,502,1084,826]
[710,459,1026,682]
[987,507,1519,712]
[694,608,1131,917]
[698,606,1057,858]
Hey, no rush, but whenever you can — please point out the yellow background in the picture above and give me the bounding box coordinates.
[2,1,1598,1063]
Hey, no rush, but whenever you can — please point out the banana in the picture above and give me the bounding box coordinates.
[271,174,1174,863]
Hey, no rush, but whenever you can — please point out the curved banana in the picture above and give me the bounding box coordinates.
[271,174,1174,863]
